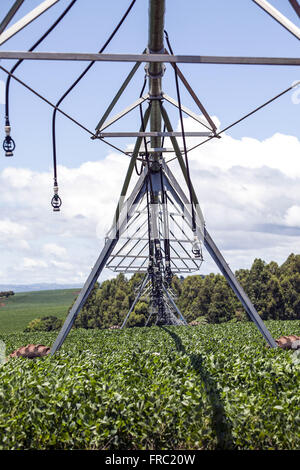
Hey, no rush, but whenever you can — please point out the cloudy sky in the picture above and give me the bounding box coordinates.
[0,0,299,286]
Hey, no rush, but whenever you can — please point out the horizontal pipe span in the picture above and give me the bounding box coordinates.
[0,51,299,65]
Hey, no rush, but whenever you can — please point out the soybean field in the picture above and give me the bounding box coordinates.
[0,320,299,450]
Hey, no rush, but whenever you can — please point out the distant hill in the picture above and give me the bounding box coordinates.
[0,284,82,293]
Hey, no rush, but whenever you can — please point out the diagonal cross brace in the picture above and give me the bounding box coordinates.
[96,95,149,132]
[94,49,147,134]
[0,0,25,35]
[252,0,300,40]
[0,0,60,46]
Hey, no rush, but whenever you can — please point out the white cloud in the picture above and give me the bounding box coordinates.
[43,243,67,258]
[22,258,48,269]
[0,219,28,239]
[0,118,299,284]
[284,205,300,227]
[50,260,73,271]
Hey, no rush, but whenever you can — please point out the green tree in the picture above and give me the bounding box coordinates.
[207,275,236,323]
[127,301,149,327]
[24,315,62,332]
[280,273,300,320]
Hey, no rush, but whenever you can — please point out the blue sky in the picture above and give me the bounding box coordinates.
[0,0,299,285]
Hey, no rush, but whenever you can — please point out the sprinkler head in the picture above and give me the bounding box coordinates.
[192,234,201,258]
[3,135,15,157]
[51,185,62,212]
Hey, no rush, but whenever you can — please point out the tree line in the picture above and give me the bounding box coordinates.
[72,253,300,328]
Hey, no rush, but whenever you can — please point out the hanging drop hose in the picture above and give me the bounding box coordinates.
[146,177,154,274]
[51,0,136,212]
[159,165,172,284]
[164,30,200,257]
[3,0,78,157]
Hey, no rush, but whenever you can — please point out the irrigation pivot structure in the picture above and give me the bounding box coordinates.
[1,0,299,353]
[51,0,279,352]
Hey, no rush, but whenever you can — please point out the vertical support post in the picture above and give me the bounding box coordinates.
[148,0,165,157]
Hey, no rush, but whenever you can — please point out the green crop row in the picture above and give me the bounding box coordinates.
[0,320,299,450]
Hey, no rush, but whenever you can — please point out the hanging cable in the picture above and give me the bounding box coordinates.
[146,177,154,274]
[51,0,136,211]
[159,165,172,284]
[3,0,78,157]
[164,30,200,256]
[165,82,300,163]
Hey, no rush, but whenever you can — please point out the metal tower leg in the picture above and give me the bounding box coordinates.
[145,306,154,326]
[161,160,277,348]
[50,236,119,355]
[162,284,188,325]
[51,169,149,354]
[204,229,277,348]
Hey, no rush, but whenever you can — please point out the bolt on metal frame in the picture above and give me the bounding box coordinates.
[0,0,60,46]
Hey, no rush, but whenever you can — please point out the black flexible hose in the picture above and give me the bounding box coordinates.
[3,0,78,157]
[5,0,78,127]
[0,61,138,160]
